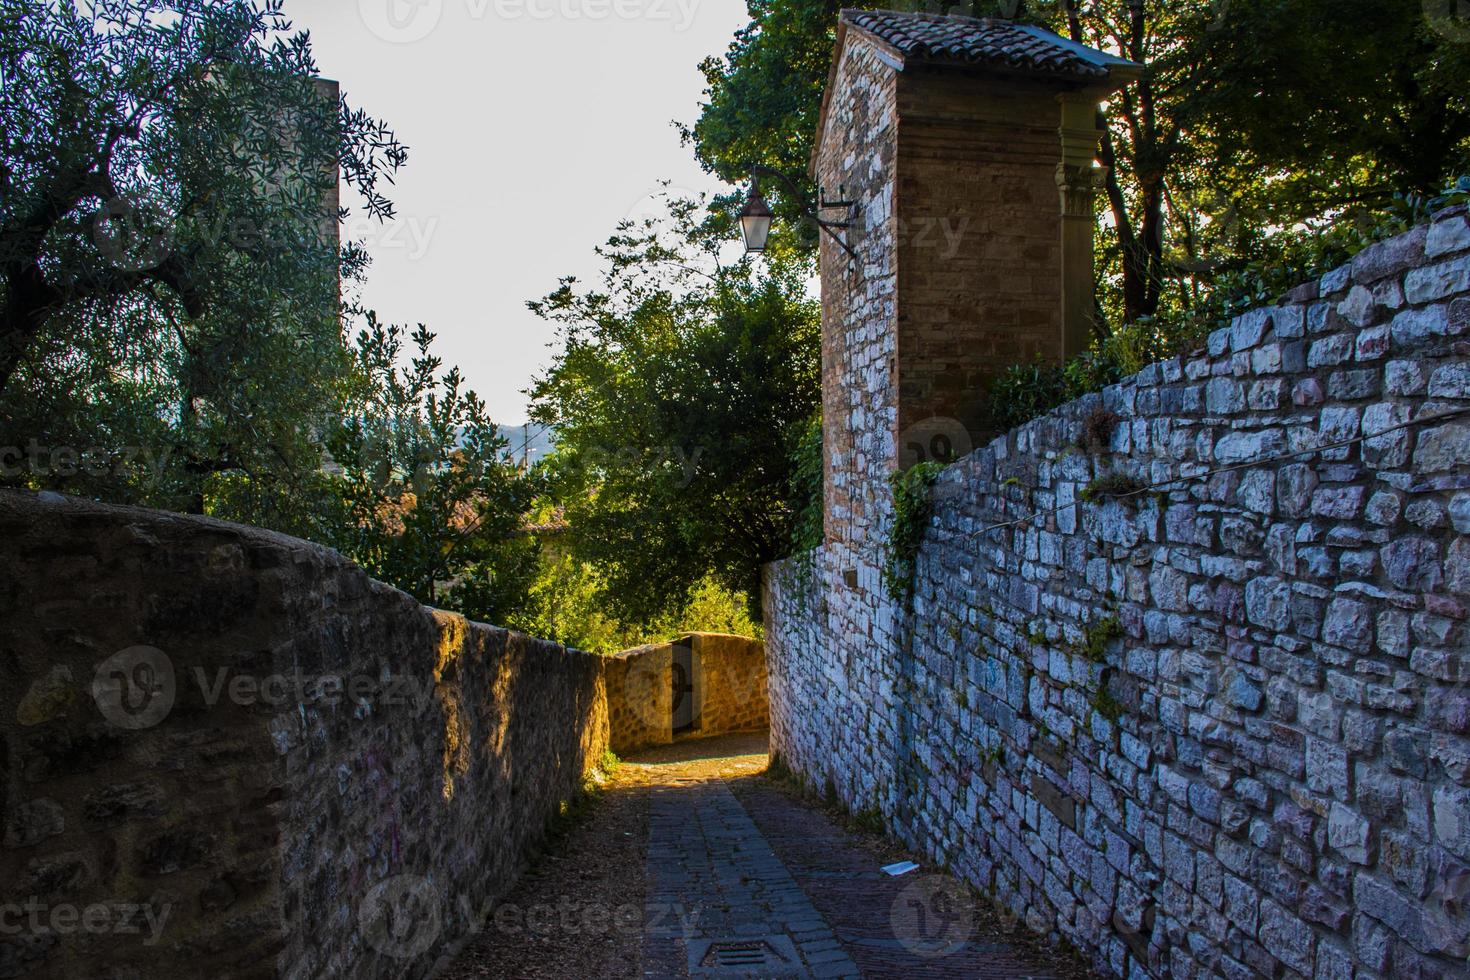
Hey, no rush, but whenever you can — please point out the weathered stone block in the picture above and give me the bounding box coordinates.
[1405,255,1470,305]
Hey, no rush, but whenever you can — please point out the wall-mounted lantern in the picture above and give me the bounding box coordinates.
[738,166,859,261]
[738,184,774,254]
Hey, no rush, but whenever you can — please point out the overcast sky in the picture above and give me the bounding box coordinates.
[289,0,750,424]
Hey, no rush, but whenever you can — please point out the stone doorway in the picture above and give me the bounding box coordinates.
[671,639,697,736]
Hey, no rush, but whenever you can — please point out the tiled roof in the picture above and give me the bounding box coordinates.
[843,9,1136,80]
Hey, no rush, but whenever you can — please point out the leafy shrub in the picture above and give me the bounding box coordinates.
[884,461,945,603]
[988,175,1470,433]
[789,412,825,556]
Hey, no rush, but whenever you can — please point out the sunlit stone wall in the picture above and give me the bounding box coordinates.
[767,208,1470,979]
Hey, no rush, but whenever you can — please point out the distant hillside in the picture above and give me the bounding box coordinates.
[499,423,556,468]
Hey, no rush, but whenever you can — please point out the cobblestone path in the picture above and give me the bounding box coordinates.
[443,733,1096,980]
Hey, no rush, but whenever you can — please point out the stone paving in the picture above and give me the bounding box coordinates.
[443,731,1093,979]
[629,733,1088,980]
[644,777,861,978]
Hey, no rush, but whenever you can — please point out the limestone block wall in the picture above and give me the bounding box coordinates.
[816,30,899,553]
[605,634,768,756]
[606,643,673,756]
[0,491,608,980]
[765,208,1470,979]
[694,634,770,737]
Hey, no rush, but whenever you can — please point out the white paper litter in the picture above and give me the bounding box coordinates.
[881,861,919,876]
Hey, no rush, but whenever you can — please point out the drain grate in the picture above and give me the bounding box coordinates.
[688,936,801,976]
[707,942,778,968]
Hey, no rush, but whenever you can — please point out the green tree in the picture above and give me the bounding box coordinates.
[311,316,540,617]
[0,0,406,515]
[684,0,1470,324]
[527,193,820,625]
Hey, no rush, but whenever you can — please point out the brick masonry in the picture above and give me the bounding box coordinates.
[765,207,1470,978]
[815,21,1127,552]
[0,491,763,979]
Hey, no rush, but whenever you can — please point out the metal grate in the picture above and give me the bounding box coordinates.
[711,943,776,968]
[691,937,800,975]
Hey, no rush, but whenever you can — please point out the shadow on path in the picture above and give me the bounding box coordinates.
[441,732,1098,979]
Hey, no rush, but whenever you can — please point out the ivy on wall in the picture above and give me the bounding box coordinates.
[883,462,945,603]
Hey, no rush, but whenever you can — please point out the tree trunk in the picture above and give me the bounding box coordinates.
[0,265,58,397]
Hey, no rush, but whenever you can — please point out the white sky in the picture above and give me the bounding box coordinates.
[290,0,751,424]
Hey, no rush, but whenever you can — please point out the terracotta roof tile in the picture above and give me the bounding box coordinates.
[844,10,1133,80]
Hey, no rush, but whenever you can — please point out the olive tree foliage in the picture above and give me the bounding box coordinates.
[527,192,820,625]
[300,316,540,618]
[0,0,406,516]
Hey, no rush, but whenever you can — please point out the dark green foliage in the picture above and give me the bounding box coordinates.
[883,461,945,602]
[1091,685,1125,723]
[789,412,825,556]
[0,0,406,520]
[1080,474,1148,505]
[318,318,541,617]
[528,192,821,626]
[1074,616,1124,664]
[986,354,1122,434]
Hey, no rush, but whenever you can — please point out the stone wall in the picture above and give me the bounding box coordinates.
[605,634,768,756]
[0,491,608,980]
[765,208,1470,979]
[816,29,900,554]
[694,634,770,738]
[605,642,674,756]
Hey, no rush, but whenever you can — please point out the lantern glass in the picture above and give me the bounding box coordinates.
[738,184,774,254]
[740,213,773,253]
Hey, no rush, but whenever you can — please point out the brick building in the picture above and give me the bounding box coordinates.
[813,10,1140,548]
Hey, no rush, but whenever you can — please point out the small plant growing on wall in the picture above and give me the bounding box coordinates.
[1091,684,1125,723]
[1072,616,1124,664]
[884,461,945,602]
[1082,407,1121,455]
[1080,472,1147,505]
